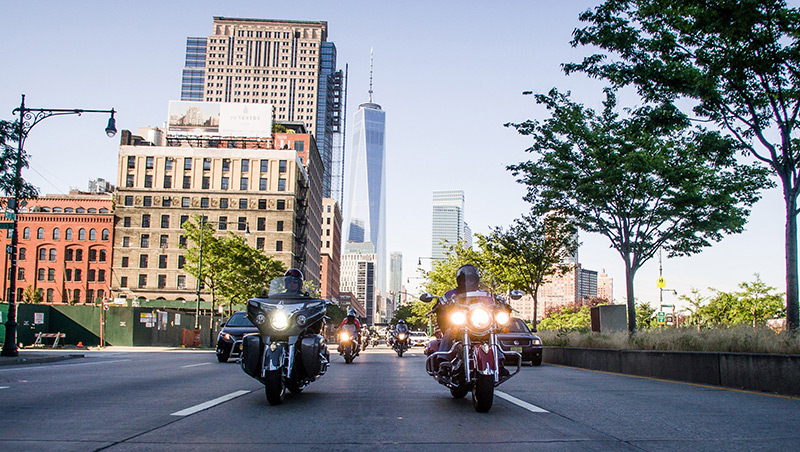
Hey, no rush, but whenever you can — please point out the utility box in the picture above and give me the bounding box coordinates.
[590,305,627,333]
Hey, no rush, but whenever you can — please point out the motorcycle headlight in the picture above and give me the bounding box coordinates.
[451,311,467,326]
[254,313,266,325]
[470,308,491,329]
[339,332,351,342]
[296,314,307,326]
[495,311,510,326]
[271,311,289,330]
[398,333,407,340]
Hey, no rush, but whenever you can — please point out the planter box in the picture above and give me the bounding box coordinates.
[543,346,800,396]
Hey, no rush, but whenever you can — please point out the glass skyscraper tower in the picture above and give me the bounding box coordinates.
[432,189,472,259]
[343,52,386,294]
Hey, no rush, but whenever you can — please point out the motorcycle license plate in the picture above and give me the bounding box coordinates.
[510,346,523,353]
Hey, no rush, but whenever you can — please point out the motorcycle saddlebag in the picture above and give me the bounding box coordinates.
[301,334,324,376]
[240,333,263,379]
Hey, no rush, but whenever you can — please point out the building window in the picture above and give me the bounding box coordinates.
[179,235,186,247]
[221,176,229,190]
[162,197,172,207]
[202,176,210,189]
[177,275,186,289]
[218,216,227,230]
[143,196,152,207]
[256,238,265,250]
[75,249,83,262]
[258,199,267,209]
[37,228,45,240]
[123,217,131,227]
[88,269,96,282]
[278,178,286,191]
[138,274,147,288]
[182,197,190,208]
[86,289,94,303]
[127,156,136,169]
[203,158,211,171]
[126,174,134,187]
[164,175,172,189]
[52,228,60,240]
[165,158,173,171]
[220,198,229,209]
[183,176,191,189]
[180,215,189,226]
[142,214,151,228]
[120,276,128,288]
[161,215,170,228]
[65,269,72,281]
[98,270,106,283]
[178,255,185,269]
[48,248,56,261]
[158,274,167,289]
[238,217,247,231]
[99,250,107,262]
[89,249,97,262]
[259,178,267,190]
[17,268,25,281]
[146,156,154,169]
[23,227,30,239]
[38,248,46,261]
[89,229,97,241]
[141,234,150,248]
[257,218,266,231]
[46,289,54,303]
[124,196,133,206]
[122,237,130,248]
[37,268,45,281]
[260,159,269,172]
[102,229,110,241]
[65,249,73,261]
[241,159,250,172]
[277,220,284,231]
[121,257,129,268]
[159,255,168,269]
[160,234,168,248]
[279,160,287,173]
[222,159,230,172]
[276,240,283,251]
[277,199,286,210]
[239,198,247,209]
[140,254,148,268]
[200,197,210,208]
[47,268,55,281]
[144,174,153,188]
[240,177,248,190]
[184,158,192,170]
[18,248,26,261]
[78,229,86,241]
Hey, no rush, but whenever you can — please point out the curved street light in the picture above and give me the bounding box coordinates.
[1,94,117,357]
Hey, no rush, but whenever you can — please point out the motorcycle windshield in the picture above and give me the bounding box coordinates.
[267,276,310,300]
[341,324,357,335]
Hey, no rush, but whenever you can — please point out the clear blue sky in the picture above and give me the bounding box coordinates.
[1,1,789,309]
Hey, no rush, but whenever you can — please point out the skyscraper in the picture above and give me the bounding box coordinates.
[431,189,471,259]
[388,251,403,318]
[180,17,343,197]
[342,51,386,295]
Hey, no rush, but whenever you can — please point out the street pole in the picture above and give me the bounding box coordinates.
[194,217,205,330]
[1,94,116,357]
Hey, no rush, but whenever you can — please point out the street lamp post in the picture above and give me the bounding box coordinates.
[193,216,249,333]
[1,95,116,357]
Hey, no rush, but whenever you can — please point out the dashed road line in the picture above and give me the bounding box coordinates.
[170,390,251,416]
[181,362,211,368]
[496,390,549,413]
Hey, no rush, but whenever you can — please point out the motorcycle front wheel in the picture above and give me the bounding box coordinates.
[472,374,494,413]
[450,384,469,399]
[396,348,404,357]
[264,370,285,405]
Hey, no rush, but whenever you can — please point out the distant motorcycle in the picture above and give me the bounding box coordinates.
[423,290,524,413]
[392,331,410,357]
[338,324,360,364]
[240,274,330,405]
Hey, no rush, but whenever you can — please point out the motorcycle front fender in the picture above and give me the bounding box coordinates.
[473,344,497,375]
[265,342,286,372]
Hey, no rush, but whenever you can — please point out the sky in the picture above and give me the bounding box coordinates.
[0,1,791,311]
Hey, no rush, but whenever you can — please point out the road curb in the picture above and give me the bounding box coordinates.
[0,353,85,367]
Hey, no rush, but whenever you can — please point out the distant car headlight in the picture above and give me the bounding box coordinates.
[271,311,289,330]
[495,311,510,325]
[532,338,542,345]
[451,311,467,326]
[470,308,491,329]
[219,333,232,341]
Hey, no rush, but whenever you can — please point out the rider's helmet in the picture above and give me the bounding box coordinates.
[398,319,406,324]
[347,308,357,317]
[456,264,480,294]
[284,268,304,294]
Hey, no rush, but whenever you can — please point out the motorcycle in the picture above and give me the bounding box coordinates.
[392,331,410,357]
[240,276,330,405]
[361,331,371,350]
[423,290,524,413]
[338,323,360,364]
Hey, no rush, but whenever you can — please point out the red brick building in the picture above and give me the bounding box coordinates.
[0,194,114,304]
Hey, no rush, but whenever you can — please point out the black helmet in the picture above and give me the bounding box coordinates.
[285,268,304,279]
[284,268,303,293]
[347,308,356,317]
[456,264,480,294]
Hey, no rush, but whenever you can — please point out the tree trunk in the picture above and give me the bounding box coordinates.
[785,192,799,331]
[532,292,539,331]
[625,262,637,334]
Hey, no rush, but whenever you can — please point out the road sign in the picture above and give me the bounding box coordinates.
[657,276,666,288]
[0,222,13,230]
[4,211,15,220]
[657,311,666,324]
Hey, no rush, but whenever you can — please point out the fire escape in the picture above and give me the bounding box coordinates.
[293,170,309,272]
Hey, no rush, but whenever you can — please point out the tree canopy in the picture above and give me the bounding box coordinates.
[507,88,771,332]
[0,120,38,200]
[565,0,800,329]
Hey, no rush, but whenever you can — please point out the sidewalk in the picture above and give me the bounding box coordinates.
[0,349,85,367]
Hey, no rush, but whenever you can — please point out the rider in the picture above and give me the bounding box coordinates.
[391,319,410,346]
[283,268,305,296]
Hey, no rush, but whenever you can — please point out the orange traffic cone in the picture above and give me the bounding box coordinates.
[77,341,83,347]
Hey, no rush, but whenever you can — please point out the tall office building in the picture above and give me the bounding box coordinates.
[340,242,377,324]
[431,189,471,259]
[388,251,403,318]
[342,51,386,295]
[180,17,344,197]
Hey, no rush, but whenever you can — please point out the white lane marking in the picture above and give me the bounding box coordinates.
[170,390,251,416]
[0,386,9,389]
[495,391,549,413]
[0,358,131,372]
[181,362,211,368]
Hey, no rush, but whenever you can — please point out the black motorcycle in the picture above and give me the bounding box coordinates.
[423,290,524,412]
[338,323,359,364]
[240,276,330,405]
[392,330,410,357]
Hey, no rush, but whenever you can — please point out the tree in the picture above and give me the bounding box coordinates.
[507,88,770,332]
[420,241,488,296]
[636,302,657,329]
[566,0,800,329]
[679,288,708,329]
[478,213,578,329]
[22,285,42,304]
[0,120,38,200]
[538,297,608,331]
[734,275,785,327]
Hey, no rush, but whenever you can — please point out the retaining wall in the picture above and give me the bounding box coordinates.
[543,346,800,396]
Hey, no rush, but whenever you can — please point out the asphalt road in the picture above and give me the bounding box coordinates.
[1,345,798,451]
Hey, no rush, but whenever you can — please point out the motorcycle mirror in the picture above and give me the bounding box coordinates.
[510,290,525,300]
[420,293,434,303]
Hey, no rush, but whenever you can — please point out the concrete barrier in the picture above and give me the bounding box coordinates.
[544,347,800,396]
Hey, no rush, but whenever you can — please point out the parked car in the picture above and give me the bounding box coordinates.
[215,311,258,362]
[497,317,543,366]
[408,331,430,347]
